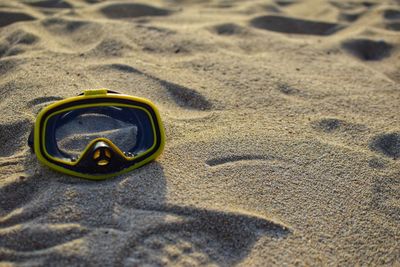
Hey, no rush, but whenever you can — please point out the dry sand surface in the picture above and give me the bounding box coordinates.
[0,0,400,266]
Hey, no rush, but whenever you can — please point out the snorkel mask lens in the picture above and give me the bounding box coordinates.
[29,90,165,180]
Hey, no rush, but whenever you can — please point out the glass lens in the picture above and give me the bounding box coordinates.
[44,106,154,161]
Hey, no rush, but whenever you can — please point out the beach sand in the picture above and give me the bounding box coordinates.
[0,0,399,266]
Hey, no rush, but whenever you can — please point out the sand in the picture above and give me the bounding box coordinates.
[0,0,399,266]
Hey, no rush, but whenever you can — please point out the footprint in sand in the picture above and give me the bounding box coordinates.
[372,176,400,221]
[87,39,132,57]
[6,30,38,45]
[130,24,201,55]
[41,18,95,33]
[313,118,345,133]
[250,15,345,35]
[311,118,367,134]
[329,1,375,10]
[105,63,141,74]
[22,0,72,9]
[311,117,373,157]
[84,0,101,3]
[206,154,276,167]
[338,10,365,22]
[274,0,297,7]
[159,79,212,111]
[40,17,103,53]
[329,0,370,22]
[0,11,36,27]
[341,39,393,61]
[383,9,400,20]
[0,30,39,57]
[210,23,249,36]
[370,132,400,160]
[0,58,20,75]
[100,3,172,19]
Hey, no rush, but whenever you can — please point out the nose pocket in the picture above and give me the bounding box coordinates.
[72,138,129,175]
[92,142,113,166]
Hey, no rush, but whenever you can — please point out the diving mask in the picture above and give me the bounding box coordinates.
[28,89,165,180]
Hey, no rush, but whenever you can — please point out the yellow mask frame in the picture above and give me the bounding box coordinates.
[29,89,165,180]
